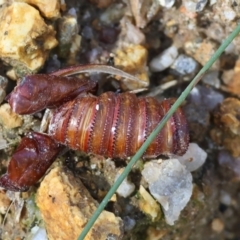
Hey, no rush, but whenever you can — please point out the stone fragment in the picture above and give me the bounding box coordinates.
[218,150,240,180]
[118,18,146,45]
[0,133,8,150]
[188,85,224,111]
[205,23,225,43]
[36,167,123,240]
[0,2,58,77]
[30,226,48,240]
[128,0,161,28]
[182,0,208,12]
[0,103,23,129]
[17,0,61,18]
[174,143,207,172]
[211,98,240,157]
[138,185,161,221]
[220,190,231,206]
[202,71,220,88]
[212,1,237,22]
[122,216,136,231]
[171,54,198,75]
[115,168,135,198]
[6,191,24,222]
[211,218,224,233]
[185,39,219,70]
[114,44,149,90]
[100,3,126,25]
[0,190,11,214]
[149,45,178,72]
[142,159,193,225]
[221,59,240,96]
[0,75,8,104]
[146,227,167,240]
[158,0,175,8]
[56,11,80,60]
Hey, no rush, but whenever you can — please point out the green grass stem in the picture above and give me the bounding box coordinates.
[78,23,240,240]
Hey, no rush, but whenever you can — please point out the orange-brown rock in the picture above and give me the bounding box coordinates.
[211,98,240,157]
[36,167,123,240]
[221,60,240,96]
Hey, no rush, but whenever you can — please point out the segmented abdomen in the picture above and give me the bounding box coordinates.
[48,92,189,159]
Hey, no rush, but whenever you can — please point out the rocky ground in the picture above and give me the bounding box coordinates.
[0,0,240,239]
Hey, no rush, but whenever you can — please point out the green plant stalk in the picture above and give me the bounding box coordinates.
[78,23,240,240]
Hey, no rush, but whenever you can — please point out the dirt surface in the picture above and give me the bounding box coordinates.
[1,1,240,240]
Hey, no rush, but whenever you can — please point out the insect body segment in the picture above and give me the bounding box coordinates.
[48,92,189,159]
[0,132,62,191]
[7,74,98,114]
[0,64,189,192]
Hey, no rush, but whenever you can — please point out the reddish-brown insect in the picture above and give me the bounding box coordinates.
[0,65,189,191]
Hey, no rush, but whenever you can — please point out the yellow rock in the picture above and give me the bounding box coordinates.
[0,2,58,74]
[16,0,61,19]
[138,185,161,221]
[0,103,23,129]
[114,44,149,90]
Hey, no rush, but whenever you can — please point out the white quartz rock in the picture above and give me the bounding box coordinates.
[142,159,193,225]
[158,0,175,8]
[115,169,135,198]
[149,46,178,72]
[175,143,207,172]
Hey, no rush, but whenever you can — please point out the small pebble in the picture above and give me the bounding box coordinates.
[149,45,178,72]
[31,226,48,240]
[183,0,208,12]
[115,169,135,198]
[202,71,220,88]
[189,85,224,111]
[221,60,240,95]
[120,18,146,45]
[220,191,231,206]
[224,42,236,54]
[0,103,23,129]
[171,54,198,75]
[223,8,236,21]
[158,0,175,8]
[218,151,240,177]
[211,98,240,157]
[138,185,161,221]
[209,0,216,5]
[195,0,208,12]
[100,3,125,25]
[81,26,94,40]
[0,75,7,89]
[211,218,224,233]
[205,23,225,43]
[0,134,8,150]
[0,88,6,104]
[185,39,219,70]
[174,143,207,172]
[0,190,11,214]
[123,216,136,231]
